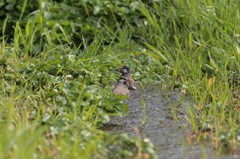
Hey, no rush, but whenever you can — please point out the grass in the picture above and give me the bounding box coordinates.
[1,0,240,158]
[137,0,240,153]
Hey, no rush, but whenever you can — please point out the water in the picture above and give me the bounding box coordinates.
[101,84,238,159]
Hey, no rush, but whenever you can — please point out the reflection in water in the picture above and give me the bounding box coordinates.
[101,84,236,159]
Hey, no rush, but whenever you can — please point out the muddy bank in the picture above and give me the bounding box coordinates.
[101,84,237,159]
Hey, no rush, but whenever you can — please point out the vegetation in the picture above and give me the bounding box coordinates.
[0,0,240,158]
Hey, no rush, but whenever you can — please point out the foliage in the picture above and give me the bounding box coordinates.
[0,43,157,158]
[1,0,151,52]
[0,96,157,158]
[0,0,39,39]
[0,9,158,156]
[138,0,240,152]
[1,0,240,157]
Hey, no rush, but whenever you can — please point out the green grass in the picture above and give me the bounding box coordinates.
[1,0,240,158]
[136,0,240,152]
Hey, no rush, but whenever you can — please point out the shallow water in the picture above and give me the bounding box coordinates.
[101,84,238,159]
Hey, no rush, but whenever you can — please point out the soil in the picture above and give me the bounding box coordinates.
[101,84,237,159]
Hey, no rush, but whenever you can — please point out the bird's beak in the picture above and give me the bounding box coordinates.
[128,79,134,81]
[116,67,121,69]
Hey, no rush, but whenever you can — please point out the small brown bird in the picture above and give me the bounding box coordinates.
[112,78,134,97]
[117,66,137,90]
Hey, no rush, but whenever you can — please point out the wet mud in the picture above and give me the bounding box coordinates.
[101,84,237,159]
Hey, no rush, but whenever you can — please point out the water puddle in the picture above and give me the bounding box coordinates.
[101,84,238,159]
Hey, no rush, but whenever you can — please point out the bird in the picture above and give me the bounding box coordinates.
[117,66,137,90]
[112,77,134,97]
